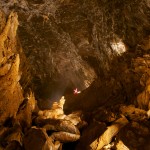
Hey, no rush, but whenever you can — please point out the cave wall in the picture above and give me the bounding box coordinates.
[0,1,149,149]
[0,11,24,125]
[0,0,149,108]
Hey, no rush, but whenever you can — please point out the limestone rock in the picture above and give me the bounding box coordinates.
[0,123,23,149]
[116,121,150,149]
[64,111,82,126]
[35,118,80,135]
[0,127,9,143]
[23,127,55,150]
[16,98,32,129]
[76,121,106,150]
[38,96,66,119]
[54,141,62,150]
[92,107,116,123]
[4,125,22,145]
[137,81,150,110]
[90,116,129,150]
[147,109,150,118]
[0,63,11,76]
[0,11,24,125]
[116,140,129,150]
[16,92,39,129]
[120,105,148,121]
[57,120,80,135]
[131,122,149,136]
[27,91,39,113]
[0,1,149,150]
[51,131,80,143]
[5,141,22,150]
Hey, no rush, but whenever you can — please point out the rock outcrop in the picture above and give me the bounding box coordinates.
[23,127,56,150]
[0,0,149,101]
[0,11,24,125]
[0,0,149,150]
[0,11,85,150]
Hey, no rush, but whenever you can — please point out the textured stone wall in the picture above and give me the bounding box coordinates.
[0,0,149,104]
[0,11,24,125]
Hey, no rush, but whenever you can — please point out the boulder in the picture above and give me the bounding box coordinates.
[51,131,80,143]
[90,116,129,150]
[38,96,66,119]
[35,118,80,135]
[5,141,22,150]
[120,105,148,121]
[16,92,39,129]
[116,140,129,150]
[76,121,106,150]
[23,127,55,150]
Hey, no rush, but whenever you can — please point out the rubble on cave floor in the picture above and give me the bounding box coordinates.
[1,92,150,150]
[0,8,150,150]
[76,54,150,150]
[0,95,87,150]
[75,102,150,150]
[1,51,150,149]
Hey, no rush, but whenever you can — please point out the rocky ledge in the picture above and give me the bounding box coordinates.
[0,0,150,149]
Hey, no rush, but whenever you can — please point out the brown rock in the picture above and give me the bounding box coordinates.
[120,105,148,121]
[16,92,39,129]
[0,127,9,142]
[23,127,55,150]
[92,107,116,123]
[76,121,106,150]
[36,117,80,135]
[5,141,22,150]
[137,83,150,110]
[26,91,39,113]
[147,109,150,118]
[76,120,88,130]
[57,120,80,135]
[0,12,24,125]
[116,140,129,150]
[64,111,82,126]
[0,63,11,76]
[5,125,22,145]
[131,122,149,136]
[16,98,32,129]
[116,120,150,149]
[38,96,66,119]
[51,131,80,143]
[54,141,62,150]
[90,116,129,150]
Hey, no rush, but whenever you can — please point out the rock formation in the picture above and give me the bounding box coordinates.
[0,0,150,149]
[0,11,24,125]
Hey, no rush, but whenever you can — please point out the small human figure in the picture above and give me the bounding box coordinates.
[73,88,81,95]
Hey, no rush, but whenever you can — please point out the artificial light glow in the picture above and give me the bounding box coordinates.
[73,88,81,95]
[111,40,126,55]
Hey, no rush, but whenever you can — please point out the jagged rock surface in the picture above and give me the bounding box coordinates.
[0,0,149,102]
[0,1,149,150]
[0,11,24,125]
[23,127,56,150]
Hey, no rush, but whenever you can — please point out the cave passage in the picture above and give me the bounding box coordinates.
[0,0,149,150]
